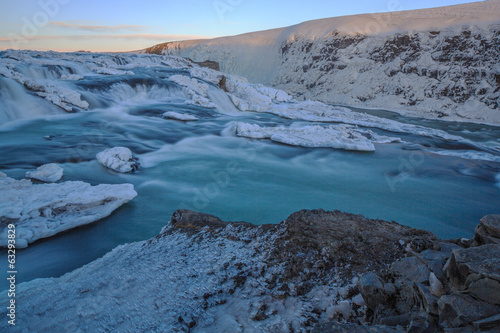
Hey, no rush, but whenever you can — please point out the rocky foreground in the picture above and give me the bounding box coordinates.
[3,209,499,332]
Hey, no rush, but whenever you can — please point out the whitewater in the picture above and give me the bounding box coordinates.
[0,50,499,291]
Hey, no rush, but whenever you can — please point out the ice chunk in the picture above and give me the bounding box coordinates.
[25,163,63,183]
[0,175,137,248]
[234,122,400,151]
[163,111,199,121]
[96,147,140,173]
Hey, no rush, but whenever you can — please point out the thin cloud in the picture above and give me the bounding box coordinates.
[49,21,147,32]
[1,34,212,42]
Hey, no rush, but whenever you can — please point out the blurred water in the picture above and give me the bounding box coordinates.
[0,66,499,290]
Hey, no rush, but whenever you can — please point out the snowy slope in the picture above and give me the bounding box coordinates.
[145,1,500,125]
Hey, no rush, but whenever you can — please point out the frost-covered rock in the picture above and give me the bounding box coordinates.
[168,74,216,108]
[25,163,63,183]
[163,111,199,121]
[96,147,139,173]
[234,122,400,151]
[0,175,137,248]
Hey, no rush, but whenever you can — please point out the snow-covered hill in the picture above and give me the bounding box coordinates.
[145,1,500,125]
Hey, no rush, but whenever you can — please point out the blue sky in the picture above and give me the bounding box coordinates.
[0,0,482,52]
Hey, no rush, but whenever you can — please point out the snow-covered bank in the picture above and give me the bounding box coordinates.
[146,1,500,125]
[3,209,499,331]
[0,173,137,248]
[0,209,436,331]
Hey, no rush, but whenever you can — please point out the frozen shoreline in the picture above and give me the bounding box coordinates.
[2,209,498,331]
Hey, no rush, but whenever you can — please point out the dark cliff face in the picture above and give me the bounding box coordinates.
[275,28,500,113]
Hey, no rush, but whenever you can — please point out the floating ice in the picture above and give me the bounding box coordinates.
[96,147,140,173]
[163,111,199,121]
[234,122,400,151]
[25,163,63,183]
[0,175,137,248]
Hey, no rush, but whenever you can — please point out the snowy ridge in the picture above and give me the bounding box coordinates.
[146,1,500,125]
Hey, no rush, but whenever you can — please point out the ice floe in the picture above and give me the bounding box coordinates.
[25,163,63,183]
[163,111,199,121]
[234,122,400,151]
[96,147,140,173]
[0,175,137,248]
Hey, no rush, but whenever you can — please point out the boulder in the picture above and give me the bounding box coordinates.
[438,293,500,328]
[445,244,500,305]
[358,273,394,311]
[391,257,430,284]
[474,215,500,246]
[480,215,500,238]
[416,284,439,315]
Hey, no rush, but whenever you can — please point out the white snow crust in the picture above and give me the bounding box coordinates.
[0,175,137,248]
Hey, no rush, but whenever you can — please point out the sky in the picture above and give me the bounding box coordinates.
[0,0,484,52]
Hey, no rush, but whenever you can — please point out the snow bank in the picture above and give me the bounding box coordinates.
[96,147,139,173]
[235,122,400,151]
[0,175,137,248]
[25,163,63,183]
[163,111,199,121]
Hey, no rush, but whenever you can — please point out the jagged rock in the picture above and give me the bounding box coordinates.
[409,243,460,280]
[473,313,500,331]
[474,215,500,246]
[416,284,439,315]
[407,313,436,333]
[467,278,500,306]
[438,293,500,328]
[480,215,500,238]
[25,163,63,183]
[445,244,500,305]
[358,273,394,311]
[391,257,430,284]
[312,322,404,332]
[379,313,413,327]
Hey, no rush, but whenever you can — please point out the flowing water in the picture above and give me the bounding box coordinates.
[1,55,500,290]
